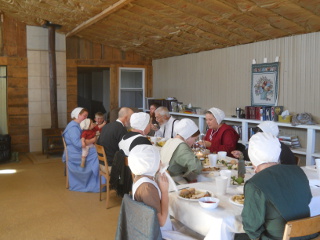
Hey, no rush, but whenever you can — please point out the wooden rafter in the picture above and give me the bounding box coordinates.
[66,0,135,37]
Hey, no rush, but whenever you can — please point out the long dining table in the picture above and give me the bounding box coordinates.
[168,166,320,240]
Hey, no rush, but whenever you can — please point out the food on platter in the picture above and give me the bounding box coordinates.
[231,194,245,205]
[179,188,212,200]
[157,141,166,147]
[202,166,220,172]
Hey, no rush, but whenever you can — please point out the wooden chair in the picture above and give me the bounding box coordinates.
[95,143,111,209]
[61,135,69,189]
[294,155,301,166]
[282,215,320,240]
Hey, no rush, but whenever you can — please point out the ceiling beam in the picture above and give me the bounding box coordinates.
[66,0,135,37]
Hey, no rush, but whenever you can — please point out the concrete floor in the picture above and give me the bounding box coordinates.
[0,153,122,240]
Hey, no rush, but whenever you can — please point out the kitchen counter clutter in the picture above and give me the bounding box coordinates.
[158,111,320,166]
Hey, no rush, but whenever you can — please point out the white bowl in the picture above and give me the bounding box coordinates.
[198,197,220,210]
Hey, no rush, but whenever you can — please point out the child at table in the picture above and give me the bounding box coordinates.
[128,144,198,240]
[80,118,99,167]
[94,112,107,137]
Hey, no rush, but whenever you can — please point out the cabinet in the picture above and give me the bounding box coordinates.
[167,112,320,166]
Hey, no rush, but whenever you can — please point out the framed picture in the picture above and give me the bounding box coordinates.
[251,62,279,106]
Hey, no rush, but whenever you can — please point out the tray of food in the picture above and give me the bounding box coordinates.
[202,166,220,173]
[178,188,213,201]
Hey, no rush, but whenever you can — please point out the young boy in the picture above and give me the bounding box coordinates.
[94,112,106,136]
[80,118,99,167]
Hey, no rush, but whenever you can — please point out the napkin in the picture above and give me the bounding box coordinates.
[165,171,178,192]
[309,179,320,188]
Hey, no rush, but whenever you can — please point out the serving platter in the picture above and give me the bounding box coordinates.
[177,188,214,202]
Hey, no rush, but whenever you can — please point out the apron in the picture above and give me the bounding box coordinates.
[119,134,142,156]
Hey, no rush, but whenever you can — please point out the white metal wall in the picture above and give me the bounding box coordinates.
[153,32,320,123]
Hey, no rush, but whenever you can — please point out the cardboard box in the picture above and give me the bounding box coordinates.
[278,115,292,123]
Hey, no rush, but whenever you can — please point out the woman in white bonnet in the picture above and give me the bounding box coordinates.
[160,118,202,183]
[203,107,239,156]
[129,144,197,240]
[62,107,100,192]
[241,132,313,240]
[232,121,296,164]
[118,112,152,156]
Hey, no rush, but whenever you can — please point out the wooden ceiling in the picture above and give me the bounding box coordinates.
[1,0,320,59]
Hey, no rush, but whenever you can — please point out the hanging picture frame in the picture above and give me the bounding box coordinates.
[251,62,279,106]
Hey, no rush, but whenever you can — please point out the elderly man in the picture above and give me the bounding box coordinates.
[154,106,179,139]
[118,112,152,156]
[241,132,313,240]
[97,107,133,165]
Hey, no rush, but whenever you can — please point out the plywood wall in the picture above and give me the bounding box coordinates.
[153,32,320,123]
[66,37,153,122]
[0,15,29,152]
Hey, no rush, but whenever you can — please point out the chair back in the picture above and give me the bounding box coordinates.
[61,134,69,189]
[115,194,162,240]
[95,144,110,178]
[283,215,320,240]
[294,155,301,166]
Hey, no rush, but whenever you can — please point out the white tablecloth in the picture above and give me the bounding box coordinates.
[169,166,320,240]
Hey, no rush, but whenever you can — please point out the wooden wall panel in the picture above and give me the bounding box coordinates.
[66,37,152,117]
[2,15,26,58]
[7,57,29,152]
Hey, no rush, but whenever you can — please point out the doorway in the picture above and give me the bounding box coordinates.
[77,67,110,119]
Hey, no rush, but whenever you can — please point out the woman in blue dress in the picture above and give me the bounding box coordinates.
[62,107,100,192]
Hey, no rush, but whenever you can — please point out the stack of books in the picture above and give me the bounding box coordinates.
[278,135,301,149]
[245,106,283,121]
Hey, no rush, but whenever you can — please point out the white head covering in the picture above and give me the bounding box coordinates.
[208,107,225,124]
[130,112,150,131]
[258,121,279,137]
[175,118,199,140]
[80,119,91,130]
[71,107,83,119]
[248,132,281,167]
[128,145,160,177]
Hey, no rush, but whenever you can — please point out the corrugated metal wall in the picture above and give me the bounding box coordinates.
[153,32,320,123]
[153,31,320,155]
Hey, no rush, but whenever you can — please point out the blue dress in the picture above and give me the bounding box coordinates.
[62,121,100,192]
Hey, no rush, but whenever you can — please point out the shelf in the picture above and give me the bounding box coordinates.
[147,111,320,165]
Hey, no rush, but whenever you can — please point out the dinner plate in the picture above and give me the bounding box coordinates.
[229,195,244,207]
[305,165,317,172]
[177,188,214,202]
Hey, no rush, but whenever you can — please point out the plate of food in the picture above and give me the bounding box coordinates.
[229,194,245,206]
[178,188,213,201]
[202,166,220,173]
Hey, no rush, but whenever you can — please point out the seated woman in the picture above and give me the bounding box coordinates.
[148,103,160,136]
[241,132,314,240]
[62,107,100,192]
[232,121,296,165]
[129,144,197,240]
[118,112,152,156]
[202,107,239,156]
[160,118,202,183]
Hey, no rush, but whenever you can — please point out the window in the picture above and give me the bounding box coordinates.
[119,68,145,109]
[0,66,7,134]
